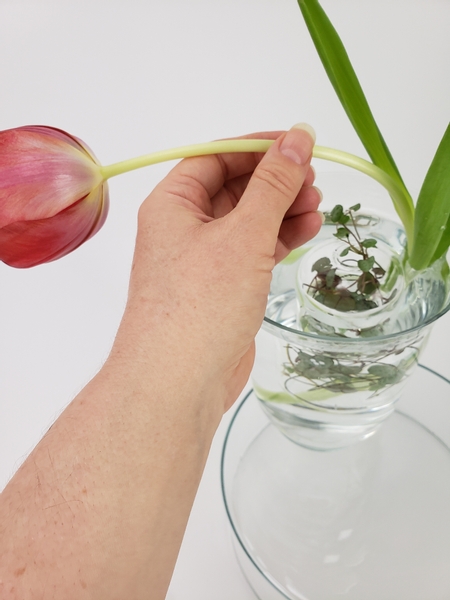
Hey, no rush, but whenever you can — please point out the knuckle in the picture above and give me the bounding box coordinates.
[253,163,297,198]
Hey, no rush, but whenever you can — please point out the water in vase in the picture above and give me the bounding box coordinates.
[253,212,450,450]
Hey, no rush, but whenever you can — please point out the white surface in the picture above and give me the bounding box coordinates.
[0,1,449,598]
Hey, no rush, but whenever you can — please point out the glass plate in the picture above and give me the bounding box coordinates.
[221,365,450,600]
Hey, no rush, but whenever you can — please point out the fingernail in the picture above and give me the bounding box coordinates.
[312,185,323,203]
[292,122,316,143]
[318,210,326,224]
[280,123,316,165]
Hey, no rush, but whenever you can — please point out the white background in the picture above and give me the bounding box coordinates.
[0,1,449,597]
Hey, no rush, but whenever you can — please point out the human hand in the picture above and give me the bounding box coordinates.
[0,126,322,600]
[113,124,323,412]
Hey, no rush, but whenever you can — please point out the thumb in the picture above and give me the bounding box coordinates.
[231,123,316,240]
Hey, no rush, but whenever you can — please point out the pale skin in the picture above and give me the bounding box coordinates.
[0,125,322,599]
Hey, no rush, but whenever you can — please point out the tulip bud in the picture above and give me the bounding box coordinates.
[0,125,109,268]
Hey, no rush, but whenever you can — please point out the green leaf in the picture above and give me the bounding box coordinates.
[296,0,414,225]
[410,123,450,270]
[349,203,361,212]
[358,257,375,272]
[329,204,344,223]
[340,247,350,257]
[337,365,363,376]
[354,297,377,311]
[325,268,336,288]
[312,256,332,273]
[323,294,355,312]
[368,363,403,385]
[361,238,377,248]
[431,218,450,266]
[334,227,349,239]
[373,266,385,277]
[357,273,378,295]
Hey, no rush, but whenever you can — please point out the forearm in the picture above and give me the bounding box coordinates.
[0,326,222,600]
[0,124,320,599]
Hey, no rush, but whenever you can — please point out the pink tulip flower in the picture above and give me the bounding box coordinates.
[0,125,109,268]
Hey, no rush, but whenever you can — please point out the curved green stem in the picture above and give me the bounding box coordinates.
[100,139,414,249]
[313,146,414,247]
[99,140,274,179]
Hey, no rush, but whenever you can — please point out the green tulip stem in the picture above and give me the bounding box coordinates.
[313,146,414,246]
[99,140,273,180]
[100,139,414,248]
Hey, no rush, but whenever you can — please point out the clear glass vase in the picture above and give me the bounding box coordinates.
[253,210,450,450]
[221,368,450,600]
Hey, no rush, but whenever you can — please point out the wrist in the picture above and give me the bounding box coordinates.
[105,313,225,430]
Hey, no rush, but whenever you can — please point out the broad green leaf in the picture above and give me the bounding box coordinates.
[297,0,414,226]
[410,123,450,270]
[431,217,450,265]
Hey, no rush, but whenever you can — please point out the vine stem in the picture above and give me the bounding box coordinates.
[99,139,414,250]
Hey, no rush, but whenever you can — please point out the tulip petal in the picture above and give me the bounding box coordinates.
[0,126,103,228]
[0,183,109,268]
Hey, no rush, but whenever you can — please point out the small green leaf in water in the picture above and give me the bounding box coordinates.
[357,273,378,295]
[354,296,378,311]
[373,266,386,278]
[312,257,332,273]
[338,364,363,376]
[358,257,375,272]
[328,294,356,312]
[325,268,337,288]
[368,363,402,386]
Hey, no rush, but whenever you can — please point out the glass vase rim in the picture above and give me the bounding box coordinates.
[220,389,293,600]
[266,207,450,343]
[263,294,450,343]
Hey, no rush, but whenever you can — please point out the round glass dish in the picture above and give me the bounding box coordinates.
[221,365,450,600]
